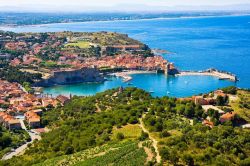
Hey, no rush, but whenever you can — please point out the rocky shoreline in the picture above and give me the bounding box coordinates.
[33,67,104,87]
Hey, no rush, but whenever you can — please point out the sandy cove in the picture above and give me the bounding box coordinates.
[112,70,156,82]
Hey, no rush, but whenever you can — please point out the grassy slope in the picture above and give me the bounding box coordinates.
[230,90,250,123]
[111,124,142,140]
[65,41,90,48]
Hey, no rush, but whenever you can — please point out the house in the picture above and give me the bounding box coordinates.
[214,90,227,98]
[24,111,40,128]
[28,118,41,128]
[7,119,21,130]
[56,95,70,106]
[220,112,236,123]
[0,112,21,130]
[41,98,58,107]
[193,96,215,105]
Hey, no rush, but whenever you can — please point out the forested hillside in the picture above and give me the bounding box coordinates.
[1,88,250,166]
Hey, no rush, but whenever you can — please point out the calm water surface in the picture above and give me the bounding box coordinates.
[1,15,249,97]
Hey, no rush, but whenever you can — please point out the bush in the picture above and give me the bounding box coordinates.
[139,131,149,141]
[116,133,125,140]
[160,130,170,138]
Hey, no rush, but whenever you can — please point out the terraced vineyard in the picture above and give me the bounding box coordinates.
[34,141,147,166]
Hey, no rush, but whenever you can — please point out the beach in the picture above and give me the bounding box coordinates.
[112,70,156,82]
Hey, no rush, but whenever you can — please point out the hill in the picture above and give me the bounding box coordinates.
[1,87,250,166]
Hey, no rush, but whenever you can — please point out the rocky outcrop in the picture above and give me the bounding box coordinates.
[34,67,104,87]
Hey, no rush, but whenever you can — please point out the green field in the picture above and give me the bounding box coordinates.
[65,41,91,48]
[111,124,142,140]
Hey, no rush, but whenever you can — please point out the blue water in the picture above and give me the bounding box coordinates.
[1,15,249,97]
[43,74,235,98]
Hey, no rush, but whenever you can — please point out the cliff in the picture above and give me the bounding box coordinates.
[33,67,104,87]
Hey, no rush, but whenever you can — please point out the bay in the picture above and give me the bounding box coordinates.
[1,15,249,97]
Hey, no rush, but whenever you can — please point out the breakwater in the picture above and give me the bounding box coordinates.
[176,68,237,82]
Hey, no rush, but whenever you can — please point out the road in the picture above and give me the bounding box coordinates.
[1,120,41,160]
[139,114,161,164]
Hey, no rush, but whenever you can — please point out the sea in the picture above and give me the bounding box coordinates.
[1,15,249,97]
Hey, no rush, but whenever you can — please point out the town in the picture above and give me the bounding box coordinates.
[0,79,69,130]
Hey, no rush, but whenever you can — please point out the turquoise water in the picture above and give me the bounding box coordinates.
[1,15,249,97]
[43,74,235,98]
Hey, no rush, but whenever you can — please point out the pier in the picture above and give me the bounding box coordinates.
[176,68,238,82]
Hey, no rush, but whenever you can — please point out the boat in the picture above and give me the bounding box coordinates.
[127,82,133,85]
[149,91,155,93]
[167,91,170,94]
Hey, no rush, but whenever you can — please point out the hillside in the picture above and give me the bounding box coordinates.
[1,88,250,166]
[229,89,250,123]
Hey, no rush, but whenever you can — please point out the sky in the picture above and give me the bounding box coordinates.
[1,0,250,12]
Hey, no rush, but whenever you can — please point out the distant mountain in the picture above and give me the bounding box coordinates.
[0,3,250,13]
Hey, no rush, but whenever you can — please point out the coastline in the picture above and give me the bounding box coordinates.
[111,70,156,82]
[1,13,250,30]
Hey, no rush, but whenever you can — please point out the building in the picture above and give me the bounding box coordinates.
[220,112,236,123]
[24,111,40,128]
[0,112,21,130]
[56,95,70,106]
[7,119,22,130]
[193,96,215,105]
[165,62,179,75]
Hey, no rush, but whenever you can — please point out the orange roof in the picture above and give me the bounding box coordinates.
[29,118,40,123]
[220,112,236,122]
[8,119,20,124]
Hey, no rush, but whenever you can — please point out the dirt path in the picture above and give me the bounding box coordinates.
[139,114,161,164]
[95,103,101,113]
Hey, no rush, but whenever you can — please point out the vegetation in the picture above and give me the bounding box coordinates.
[0,127,30,158]
[0,66,42,84]
[1,87,250,166]
[221,86,237,95]
[33,141,146,166]
[65,41,90,49]
[230,90,250,123]
[111,124,142,140]
[39,61,71,69]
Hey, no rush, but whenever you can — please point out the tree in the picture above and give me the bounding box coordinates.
[182,153,194,166]
[216,96,225,106]
[160,130,170,138]
[184,103,195,118]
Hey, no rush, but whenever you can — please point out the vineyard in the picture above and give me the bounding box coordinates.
[34,141,147,166]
